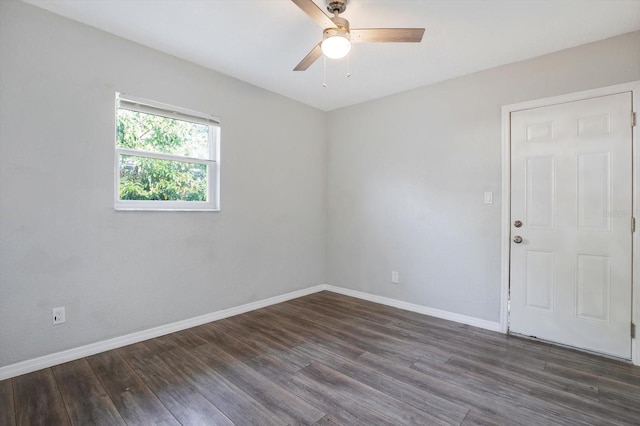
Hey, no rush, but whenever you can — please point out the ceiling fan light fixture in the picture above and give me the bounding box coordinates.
[291,0,425,72]
[321,36,351,59]
[321,27,351,59]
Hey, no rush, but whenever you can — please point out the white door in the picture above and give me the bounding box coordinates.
[510,92,633,359]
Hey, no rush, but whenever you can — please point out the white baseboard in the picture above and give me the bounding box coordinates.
[0,285,327,381]
[324,285,502,332]
[0,283,502,380]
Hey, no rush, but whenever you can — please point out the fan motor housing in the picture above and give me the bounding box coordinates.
[327,0,348,14]
[323,26,350,42]
[330,16,349,31]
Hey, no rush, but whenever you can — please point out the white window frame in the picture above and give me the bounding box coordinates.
[114,93,220,211]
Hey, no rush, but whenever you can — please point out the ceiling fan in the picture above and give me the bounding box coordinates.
[292,0,425,71]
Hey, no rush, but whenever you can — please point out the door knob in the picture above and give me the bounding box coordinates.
[513,236,523,244]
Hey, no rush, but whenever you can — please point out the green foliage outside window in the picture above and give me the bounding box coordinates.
[116,109,210,201]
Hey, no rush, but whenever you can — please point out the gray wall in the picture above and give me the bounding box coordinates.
[0,1,326,367]
[326,31,640,322]
[2,0,640,369]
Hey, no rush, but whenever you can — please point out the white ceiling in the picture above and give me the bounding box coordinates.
[22,0,640,111]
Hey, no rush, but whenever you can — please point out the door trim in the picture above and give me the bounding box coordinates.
[500,81,640,365]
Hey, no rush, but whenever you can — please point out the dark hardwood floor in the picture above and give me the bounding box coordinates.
[2,291,639,425]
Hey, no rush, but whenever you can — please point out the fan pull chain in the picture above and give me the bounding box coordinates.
[346,55,351,78]
[322,56,328,88]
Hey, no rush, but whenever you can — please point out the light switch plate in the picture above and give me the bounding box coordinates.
[484,191,493,204]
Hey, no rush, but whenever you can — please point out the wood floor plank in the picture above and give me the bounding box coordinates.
[140,334,181,356]
[548,343,640,375]
[293,341,470,425]
[165,329,209,350]
[191,320,308,386]
[86,350,179,426]
[597,385,640,416]
[543,361,640,413]
[449,351,599,400]
[290,295,392,325]
[412,357,616,425]
[236,312,310,351]
[287,367,398,426]
[118,345,233,426]
[460,409,511,426]
[311,292,471,331]
[209,320,310,369]
[543,359,639,388]
[329,313,455,363]
[158,347,287,425]
[444,355,636,425]
[358,351,564,426]
[312,414,345,425]
[271,302,425,365]
[190,322,263,359]
[0,379,15,426]
[191,320,313,377]
[13,369,70,426]
[320,318,440,362]
[298,361,452,425]
[471,328,552,353]
[218,308,307,348]
[262,307,367,360]
[193,342,326,424]
[52,359,125,425]
[545,352,640,386]
[246,355,302,385]
[385,318,549,370]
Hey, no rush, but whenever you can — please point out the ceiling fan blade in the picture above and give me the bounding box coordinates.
[291,0,337,29]
[294,42,323,71]
[351,28,425,43]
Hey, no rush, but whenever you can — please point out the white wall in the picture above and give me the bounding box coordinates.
[326,31,640,322]
[0,1,326,367]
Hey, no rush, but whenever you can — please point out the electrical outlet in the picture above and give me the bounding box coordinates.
[52,307,65,325]
[391,271,399,284]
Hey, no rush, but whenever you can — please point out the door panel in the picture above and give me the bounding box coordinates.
[577,152,610,230]
[526,156,554,228]
[576,253,610,321]
[510,92,633,359]
[524,250,554,310]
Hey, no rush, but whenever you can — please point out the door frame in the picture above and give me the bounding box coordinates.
[500,81,640,365]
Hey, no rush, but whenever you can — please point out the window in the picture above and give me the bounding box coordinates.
[115,93,219,211]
